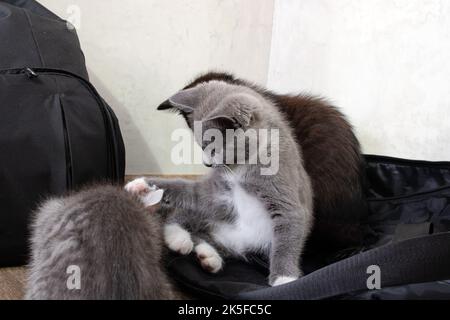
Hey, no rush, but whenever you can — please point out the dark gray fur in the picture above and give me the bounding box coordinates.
[26,185,174,300]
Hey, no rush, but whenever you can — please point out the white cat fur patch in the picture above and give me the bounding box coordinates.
[212,173,273,255]
[164,223,194,255]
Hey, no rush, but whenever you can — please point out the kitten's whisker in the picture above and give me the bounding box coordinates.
[223,164,235,177]
[211,160,234,177]
[215,163,235,179]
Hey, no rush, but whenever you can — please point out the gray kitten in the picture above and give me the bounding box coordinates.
[126,81,314,286]
[26,185,174,300]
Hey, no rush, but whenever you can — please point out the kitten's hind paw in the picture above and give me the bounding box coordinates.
[125,178,164,208]
[195,242,223,273]
[125,177,150,195]
[164,224,194,255]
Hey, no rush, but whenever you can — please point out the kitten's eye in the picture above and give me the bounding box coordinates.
[231,117,241,129]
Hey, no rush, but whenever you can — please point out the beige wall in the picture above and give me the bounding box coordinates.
[268,0,450,161]
[39,0,450,175]
[40,0,275,174]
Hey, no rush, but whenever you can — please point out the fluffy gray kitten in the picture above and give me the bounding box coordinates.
[126,81,314,286]
[26,185,173,300]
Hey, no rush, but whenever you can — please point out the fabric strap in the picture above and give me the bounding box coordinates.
[238,232,450,300]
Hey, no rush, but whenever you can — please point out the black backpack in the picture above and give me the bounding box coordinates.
[167,155,450,300]
[0,0,125,266]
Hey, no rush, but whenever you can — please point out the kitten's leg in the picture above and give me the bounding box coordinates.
[126,177,199,212]
[127,177,223,267]
[164,222,194,255]
[269,206,309,286]
[193,237,224,273]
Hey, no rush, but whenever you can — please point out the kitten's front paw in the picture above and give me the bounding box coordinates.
[125,177,150,195]
[270,276,298,287]
[195,242,223,273]
[164,223,194,255]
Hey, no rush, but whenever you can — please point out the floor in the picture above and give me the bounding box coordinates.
[0,175,197,300]
[0,267,27,300]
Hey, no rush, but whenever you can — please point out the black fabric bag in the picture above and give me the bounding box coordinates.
[0,0,125,266]
[167,155,450,300]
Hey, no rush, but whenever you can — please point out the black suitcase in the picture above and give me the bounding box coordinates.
[167,155,450,300]
[0,0,125,266]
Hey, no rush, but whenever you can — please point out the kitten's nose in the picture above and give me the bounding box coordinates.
[203,156,213,167]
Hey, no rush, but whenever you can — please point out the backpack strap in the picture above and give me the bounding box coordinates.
[238,231,450,300]
[392,222,432,242]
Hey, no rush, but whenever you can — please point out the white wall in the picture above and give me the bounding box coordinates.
[268,0,450,160]
[39,0,450,175]
[40,0,274,174]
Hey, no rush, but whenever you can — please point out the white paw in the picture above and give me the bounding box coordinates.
[125,178,164,208]
[125,178,150,195]
[195,242,223,273]
[271,276,298,287]
[164,224,194,255]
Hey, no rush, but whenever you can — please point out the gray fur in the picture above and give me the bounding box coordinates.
[26,185,174,300]
[151,81,314,284]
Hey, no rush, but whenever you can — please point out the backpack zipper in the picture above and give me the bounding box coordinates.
[0,67,120,184]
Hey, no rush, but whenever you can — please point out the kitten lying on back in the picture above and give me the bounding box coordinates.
[26,185,172,300]
[127,80,314,286]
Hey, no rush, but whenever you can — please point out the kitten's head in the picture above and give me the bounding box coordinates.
[158,81,265,167]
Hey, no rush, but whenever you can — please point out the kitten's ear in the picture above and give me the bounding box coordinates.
[203,115,240,129]
[207,99,256,129]
[157,87,201,113]
[232,96,259,129]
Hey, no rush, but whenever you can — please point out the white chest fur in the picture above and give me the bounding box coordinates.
[212,176,273,256]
